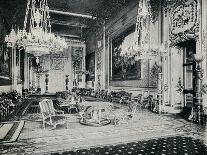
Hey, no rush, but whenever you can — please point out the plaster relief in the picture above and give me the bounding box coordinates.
[170,0,199,45]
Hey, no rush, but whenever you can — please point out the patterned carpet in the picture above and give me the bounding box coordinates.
[50,136,207,155]
[0,121,25,143]
[0,98,207,154]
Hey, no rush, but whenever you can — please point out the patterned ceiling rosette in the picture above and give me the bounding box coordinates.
[169,0,199,46]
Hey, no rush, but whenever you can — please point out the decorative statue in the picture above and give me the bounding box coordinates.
[45,74,49,92]
[65,75,69,91]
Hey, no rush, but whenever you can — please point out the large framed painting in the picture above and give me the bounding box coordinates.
[71,47,84,84]
[86,52,95,81]
[0,45,12,85]
[16,49,25,83]
[112,24,141,81]
[71,47,83,70]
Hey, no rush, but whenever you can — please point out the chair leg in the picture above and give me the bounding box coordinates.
[66,121,69,129]
[52,124,57,129]
[43,121,46,129]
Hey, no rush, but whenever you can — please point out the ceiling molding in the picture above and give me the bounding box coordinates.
[49,9,96,20]
[57,34,80,38]
[50,19,88,28]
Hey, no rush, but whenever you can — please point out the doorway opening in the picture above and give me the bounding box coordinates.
[179,40,196,107]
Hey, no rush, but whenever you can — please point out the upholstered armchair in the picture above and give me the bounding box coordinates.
[39,99,66,129]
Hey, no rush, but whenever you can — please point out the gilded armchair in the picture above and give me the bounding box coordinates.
[39,99,66,129]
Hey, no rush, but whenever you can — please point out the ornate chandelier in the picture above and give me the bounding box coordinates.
[5,0,67,57]
[119,0,166,60]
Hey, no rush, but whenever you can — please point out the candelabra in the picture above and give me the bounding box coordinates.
[189,54,205,124]
[157,60,163,114]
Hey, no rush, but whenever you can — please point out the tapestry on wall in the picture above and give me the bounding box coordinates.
[71,47,83,70]
[37,55,50,73]
[0,45,12,85]
[50,54,65,71]
[112,25,141,81]
[86,52,95,81]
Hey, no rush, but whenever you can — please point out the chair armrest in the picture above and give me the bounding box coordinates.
[42,112,50,118]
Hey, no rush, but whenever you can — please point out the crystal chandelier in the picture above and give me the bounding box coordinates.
[119,0,166,60]
[119,0,152,59]
[5,0,67,57]
[134,0,152,59]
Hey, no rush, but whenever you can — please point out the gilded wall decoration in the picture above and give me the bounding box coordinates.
[150,62,160,87]
[169,0,199,46]
[96,49,102,72]
[95,49,102,90]
[202,31,206,52]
